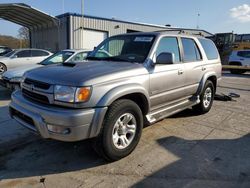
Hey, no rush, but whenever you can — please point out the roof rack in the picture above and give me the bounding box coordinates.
[155,29,205,37]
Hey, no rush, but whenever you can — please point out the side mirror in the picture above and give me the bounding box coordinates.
[156,52,174,65]
[12,55,18,59]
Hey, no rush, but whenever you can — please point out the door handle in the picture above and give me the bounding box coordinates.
[178,69,184,75]
[202,67,206,71]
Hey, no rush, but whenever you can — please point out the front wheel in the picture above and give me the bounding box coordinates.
[193,80,215,114]
[0,63,7,74]
[92,99,143,161]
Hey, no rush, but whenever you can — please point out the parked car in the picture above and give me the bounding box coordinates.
[0,48,52,74]
[0,49,91,90]
[228,50,250,74]
[10,32,221,161]
[0,46,12,56]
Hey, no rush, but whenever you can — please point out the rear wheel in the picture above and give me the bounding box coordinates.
[193,80,215,114]
[92,99,143,161]
[0,63,7,74]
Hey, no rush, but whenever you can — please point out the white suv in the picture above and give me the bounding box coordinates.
[229,50,250,74]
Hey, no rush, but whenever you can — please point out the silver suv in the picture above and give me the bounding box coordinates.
[10,32,221,161]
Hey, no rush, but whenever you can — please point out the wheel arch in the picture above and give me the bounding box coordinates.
[97,84,150,115]
[197,72,217,95]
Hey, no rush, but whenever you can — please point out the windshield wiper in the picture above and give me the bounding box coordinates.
[86,56,133,62]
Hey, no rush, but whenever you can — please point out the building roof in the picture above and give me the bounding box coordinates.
[57,13,213,36]
[0,3,58,28]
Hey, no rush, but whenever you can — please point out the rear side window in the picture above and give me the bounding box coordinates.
[237,51,250,58]
[156,37,180,62]
[31,50,50,57]
[199,38,219,60]
[16,50,31,58]
[181,38,202,62]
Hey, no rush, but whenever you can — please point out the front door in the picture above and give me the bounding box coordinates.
[149,37,186,110]
[8,50,32,69]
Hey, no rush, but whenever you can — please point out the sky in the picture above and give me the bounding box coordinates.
[0,0,250,37]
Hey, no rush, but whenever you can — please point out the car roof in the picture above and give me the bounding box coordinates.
[233,49,250,52]
[14,48,52,52]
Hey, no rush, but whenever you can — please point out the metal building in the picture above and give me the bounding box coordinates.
[0,3,213,52]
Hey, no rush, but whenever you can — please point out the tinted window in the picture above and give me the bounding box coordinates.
[199,38,219,60]
[156,37,180,62]
[237,51,250,58]
[182,38,202,62]
[31,50,49,57]
[16,50,31,58]
[70,52,89,62]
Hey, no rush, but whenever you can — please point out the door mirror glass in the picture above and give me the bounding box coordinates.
[156,52,174,65]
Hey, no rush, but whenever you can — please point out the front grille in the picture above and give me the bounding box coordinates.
[24,78,50,90]
[10,108,35,128]
[22,88,50,104]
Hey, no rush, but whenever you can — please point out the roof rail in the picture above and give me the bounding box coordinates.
[155,29,205,37]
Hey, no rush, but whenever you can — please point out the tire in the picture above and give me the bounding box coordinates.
[0,63,7,74]
[92,99,143,161]
[193,80,215,114]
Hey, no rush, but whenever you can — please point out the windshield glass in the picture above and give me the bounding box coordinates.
[39,51,74,65]
[87,35,155,63]
[4,50,16,57]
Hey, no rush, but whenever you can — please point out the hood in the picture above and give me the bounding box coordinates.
[3,64,42,79]
[24,61,148,86]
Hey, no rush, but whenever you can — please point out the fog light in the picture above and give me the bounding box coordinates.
[47,124,70,134]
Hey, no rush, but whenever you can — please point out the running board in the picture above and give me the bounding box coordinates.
[146,96,200,124]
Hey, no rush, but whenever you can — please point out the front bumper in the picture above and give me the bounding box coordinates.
[0,78,20,90]
[9,90,107,142]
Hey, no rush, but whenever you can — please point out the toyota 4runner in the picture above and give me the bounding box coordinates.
[9,32,221,161]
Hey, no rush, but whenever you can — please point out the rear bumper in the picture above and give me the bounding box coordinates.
[9,90,107,142]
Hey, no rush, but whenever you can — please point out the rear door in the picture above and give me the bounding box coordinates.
[180,37,204,96]
[149,37,186,109]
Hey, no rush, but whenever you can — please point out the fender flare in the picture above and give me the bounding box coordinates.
[196,72,217,96]
[97,83,150,113]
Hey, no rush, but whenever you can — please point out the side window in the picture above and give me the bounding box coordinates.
[237,51,250,58]
[31,50,49,57]
[70,52,88,62]
[198,38,219,60]
[156,37,180,62]
[16,50,31,58]
[181,38,202,62]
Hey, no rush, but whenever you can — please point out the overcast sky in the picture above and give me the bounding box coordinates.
[0,0,249,37]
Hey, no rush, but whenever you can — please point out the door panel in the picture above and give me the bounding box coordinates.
[183,62,203,96]
[150,36,186,110]
[149,63,186,109]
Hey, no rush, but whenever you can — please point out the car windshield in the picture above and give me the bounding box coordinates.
[39,51,74,65]
[3,50,16,57]
[87,35,155,63]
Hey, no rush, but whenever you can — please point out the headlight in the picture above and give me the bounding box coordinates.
[54,85,91,103]
[10,77,23,83]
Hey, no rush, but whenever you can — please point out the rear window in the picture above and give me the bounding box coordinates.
[237,51,250,58]
[199,38,219,60]
[32,50,50,57]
